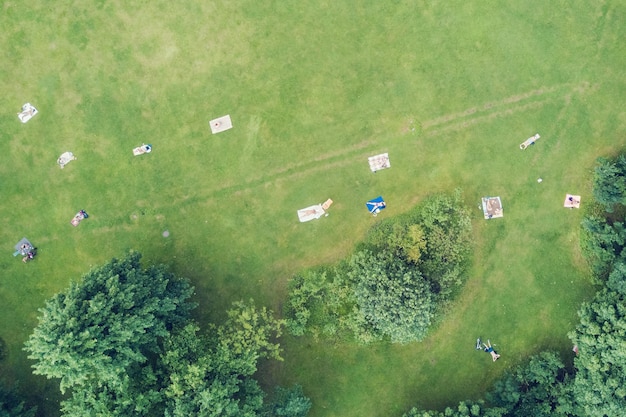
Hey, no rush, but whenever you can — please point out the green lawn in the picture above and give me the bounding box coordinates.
[1,1,625,416]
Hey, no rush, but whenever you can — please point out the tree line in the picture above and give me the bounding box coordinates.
[403,153,626,416]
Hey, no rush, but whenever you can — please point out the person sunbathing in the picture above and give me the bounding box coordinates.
[20,106,35,117]
[483,340,500,362]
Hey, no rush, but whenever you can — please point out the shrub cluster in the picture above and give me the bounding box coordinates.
[285,190,472,344]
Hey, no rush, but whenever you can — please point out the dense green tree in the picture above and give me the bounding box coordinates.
[285,266,357,340]
[567,152,626,416]
[363,190,472,298]
[218,299,284,361]
[606,260,626,295]
[568,288,626,416]
[592,156,626,212]
[264,385,312,417]
[414,191,472,297]
[580,215,626,279]
[24,254,303,417]
[0,382,36,417]
[565,152,626,415]
[161,323,264,417]
[349,250,435,343]
[24,252,195,394]
[67,304,284,417]
[60,372,162,417]
[284,270,326,336]
[488,352,573,417]
[161,301,284,417]
[364,220,428,264]
[286,191,472,344]
[60,302,286,417]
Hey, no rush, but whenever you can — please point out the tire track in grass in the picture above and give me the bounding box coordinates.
[421,82,592,137]
[239,114,262,169]
[71,136,382,233]
[168,138,380,206]
[80,82,595,231]
[426,99,552,137]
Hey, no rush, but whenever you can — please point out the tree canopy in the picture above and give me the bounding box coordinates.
[488,352,573,417]
[592,155,626,212]
[24,253,308,417]
[580,214,626,280]
[24,252,195,394]
[285,191,472,344]
[568,287,626,416]
[350,250,435,343]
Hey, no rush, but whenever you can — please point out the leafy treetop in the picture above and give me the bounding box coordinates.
[24,252,195,393]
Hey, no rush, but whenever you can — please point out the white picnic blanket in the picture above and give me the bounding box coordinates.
[209,115,233,134]
[57,152,76,168]
[481,196,504,219]
[519,134,540,150]
[297,205,326,222]
[18,103,38,123]
[133,144,152,156]
[71,211,86,227]
[368,153,391,172]
[564,194,581,209]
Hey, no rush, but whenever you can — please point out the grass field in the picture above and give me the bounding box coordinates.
[1,1,625,416]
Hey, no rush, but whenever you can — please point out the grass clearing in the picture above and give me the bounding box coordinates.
[1,1,625,416]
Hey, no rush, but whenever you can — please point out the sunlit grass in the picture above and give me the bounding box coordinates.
[0,1,625,416]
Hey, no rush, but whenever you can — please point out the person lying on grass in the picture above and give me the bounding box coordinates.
[22,249,36,263]
[483,339,500,362]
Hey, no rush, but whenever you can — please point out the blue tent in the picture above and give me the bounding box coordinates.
[366,196,386,215]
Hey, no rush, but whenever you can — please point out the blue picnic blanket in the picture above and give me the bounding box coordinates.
[366,196,386,214]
